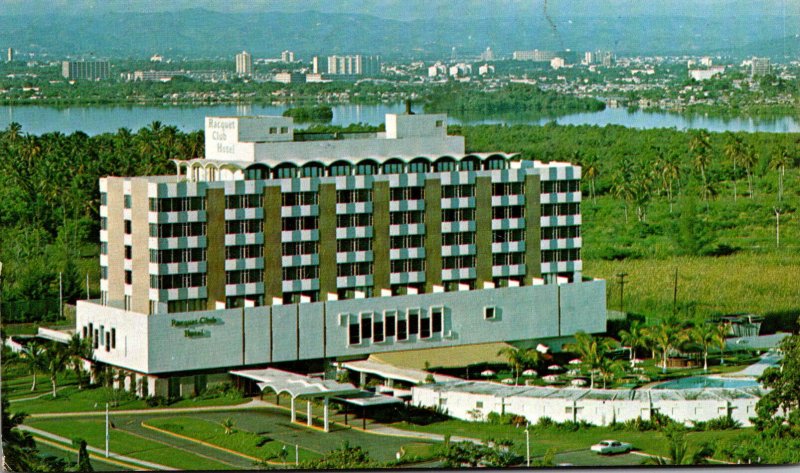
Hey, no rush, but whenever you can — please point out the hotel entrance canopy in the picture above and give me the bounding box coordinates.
[230,367,361,432]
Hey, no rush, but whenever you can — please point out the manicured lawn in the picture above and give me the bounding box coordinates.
[27,418,231,470]
[392,418,754,460]
[35,438,135,471]
[3,367,79,401]
[145,416,322,463]
[9,386,149,414]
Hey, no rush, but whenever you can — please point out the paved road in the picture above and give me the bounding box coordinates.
[19,425,171,471]
[730,352,782,377]
[367,424,482,445]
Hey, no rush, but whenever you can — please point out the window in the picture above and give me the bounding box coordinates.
[336,189,372,203]
[226,194,262,208]
[389,187,424,201]
[269,127,277,134]
[541,203,580,217]
[373,320,384,342]
[226,245,263,259]
[100,217,107,230]
[349,321,360,345]
[329,164,351,176]
[123,195,132,208]
[382,162,405,174]
[336,213,372,228]
[337,262,372,277]
[408,310,420,335]
[408,161,430,173]
[124,220,132,234]
[441,208,475,222]
[420,315,431,339]
[541,179,580,194]
[493,229,525,243]
[283,241,319,256]
[492,182,524,196]
[105,332,110,352]
[541,249,581,263]
[282,266,319,280]
[151,197,205,212]
[434,160,456,172]
[390,235,425,249]
[100,242,108,255]
[82,326,87,338]
[355,162,376,175]
[337,238,371,253]
[124,270,132,285]
[442,185,475,198]
[360,315,372,339]
[390,211,425,225]
[124,246,132,259]
[282,192,318,206]
[100,193,107,205]
[226,269,262,285]
[476,401,484,408]
[275,166,297,179]
[493,252,525,266]
[384,312,397,337]
[442,256,475,270]
[484,307,496,320]
[397,319,408,341]
[432,308,443,333]
[442,232,475,246]
[281,217,317,232]
[435,120,443,127]
[301,165,323,177]
[492,206,525,220]
[390,258,425,273]
[280,126,289,134]
[100,266,108,280]
[541,226,580,240]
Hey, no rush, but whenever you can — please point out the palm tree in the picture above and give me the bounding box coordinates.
[582,156,600,204]
[565,332,610,389]
[598,357,625,389]
[657,153,681,213]
[221,417,236,435]
[740,144,758,198]
[2,397,38,472]
[497,346,527,384]
[689,321,718,372]
[723,133,743,201]
[20,343,45,392]
[618,321,647,362]
[715,323,729,366]
[689,130,713,208]
[66,334,94,389]
[42,343,70,398]
[769,148,791,203]
[649,320,689,374]
[645,426,710,465]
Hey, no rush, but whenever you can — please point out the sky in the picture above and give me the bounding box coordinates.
[2,0,798,19]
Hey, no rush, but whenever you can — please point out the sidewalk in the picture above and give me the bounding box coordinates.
[19,425,171,470]
[29,397,273,418]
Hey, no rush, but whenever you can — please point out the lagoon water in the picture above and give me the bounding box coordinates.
[2,103,799,136]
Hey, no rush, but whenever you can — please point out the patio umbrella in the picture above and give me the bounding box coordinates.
[501,378,515,384]
[481,369,496,377]
[542,374,559,382]
[569,358,582,365]
[548,364,563,371]
[522,369,537,377]
[536,344,550,354]
[571,378,587,387]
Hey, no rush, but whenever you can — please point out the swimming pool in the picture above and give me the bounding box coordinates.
[652,376,760,390]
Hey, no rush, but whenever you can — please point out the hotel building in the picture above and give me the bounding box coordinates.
[77,112,605,398]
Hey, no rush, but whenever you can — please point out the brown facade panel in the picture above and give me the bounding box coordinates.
[372,181,390,294]
[263,185,283,304]
[106,178,125,306]
[131,179,151,314]
[475,176,493,287]
[424,178,442,292]
[318,183,337,299]
[525,174,542,281]
[205,188,226,310]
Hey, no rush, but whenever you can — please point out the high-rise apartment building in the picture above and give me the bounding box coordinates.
[512,50,558,62]
[61,60,110,80]
[6,47,12,63]
[236,50,252,76]
[281,50,295,63]
[77,112,605,398]
[326,55,381,76]
[751,57,771,77]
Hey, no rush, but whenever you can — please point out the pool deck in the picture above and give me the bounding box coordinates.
[637,351,781,390]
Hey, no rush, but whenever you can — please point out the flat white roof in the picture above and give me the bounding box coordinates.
[230,368,361,399]
[342,358,459,385]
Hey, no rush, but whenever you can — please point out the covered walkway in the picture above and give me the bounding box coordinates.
[230,368,360,432]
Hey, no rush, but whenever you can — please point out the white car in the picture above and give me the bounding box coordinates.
[590,440,633,454]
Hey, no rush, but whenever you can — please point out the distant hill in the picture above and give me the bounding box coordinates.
[1,9,797,60]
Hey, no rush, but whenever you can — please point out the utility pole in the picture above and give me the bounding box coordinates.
[672,268,679,315]
[525,427,530,467]
[59,271,63,320]
[616,272,628,314]
[86,272,90,300]
[295,444,299,466]
[105,402,110,457]
[774,207,782,248]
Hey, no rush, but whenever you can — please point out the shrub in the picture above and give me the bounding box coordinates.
[145,395,169,407]
[536,416,555,428]
[698,416,742,431]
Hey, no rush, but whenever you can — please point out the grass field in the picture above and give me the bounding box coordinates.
[34,437,135,471]
[27,418,232,470]
[145,416,322,463]
[587,252,800,323]
[392,418,753,461]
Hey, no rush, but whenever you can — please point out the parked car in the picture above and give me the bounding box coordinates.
[590,440,633,454]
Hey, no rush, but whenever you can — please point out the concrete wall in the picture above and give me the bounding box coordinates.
[78,280,605,375]
[412,383,764,427]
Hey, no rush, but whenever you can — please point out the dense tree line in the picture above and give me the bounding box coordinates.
[423,83,606,115]
[282,105,334,122]
[0,123,201,316]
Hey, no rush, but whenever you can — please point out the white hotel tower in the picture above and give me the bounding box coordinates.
[77,112,606,398]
